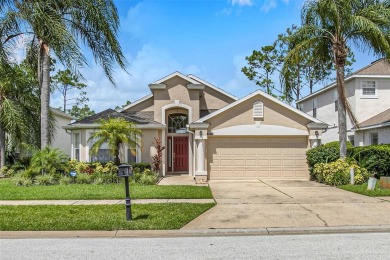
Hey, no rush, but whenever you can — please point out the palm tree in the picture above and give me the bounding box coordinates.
[0,0,127,148]
[0,61,42,167]
[89,118,142,165]
[286,0,390,158]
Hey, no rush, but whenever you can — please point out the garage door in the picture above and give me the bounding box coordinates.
[207,137,309,179]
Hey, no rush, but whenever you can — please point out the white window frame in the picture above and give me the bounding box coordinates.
[72,131,81,161]
[370,132,379,145]
[253,101,264,118]
[361,80,378,98]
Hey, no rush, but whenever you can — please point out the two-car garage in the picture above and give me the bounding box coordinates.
[207,136,310,180]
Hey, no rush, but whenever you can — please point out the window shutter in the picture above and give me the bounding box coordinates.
[253,101,264,118]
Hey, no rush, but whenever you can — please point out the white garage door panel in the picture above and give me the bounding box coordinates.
[208,137,309,179]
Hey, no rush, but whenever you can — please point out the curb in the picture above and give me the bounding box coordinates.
[2,225,390,239]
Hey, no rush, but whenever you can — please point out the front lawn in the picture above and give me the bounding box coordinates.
[0,203,215,230]
[339,182,390,197]
[0,179,213,200]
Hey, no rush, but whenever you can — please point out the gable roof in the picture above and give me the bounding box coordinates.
[152,71,199,84]
[119,94,153,112]
[187,74,238,100]
[70,109,154,125]
[196,90,323,124]
[297,59,390,103]
[50,107,74,120]
[120,72,238,111]
[356,107,390,130]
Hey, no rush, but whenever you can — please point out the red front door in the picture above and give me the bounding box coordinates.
[167,136,188,172]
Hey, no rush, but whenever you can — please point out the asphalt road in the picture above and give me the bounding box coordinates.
[1,232,390,259]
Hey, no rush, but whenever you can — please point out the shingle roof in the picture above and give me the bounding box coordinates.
[358,108,390,128]
[70,109,155,125]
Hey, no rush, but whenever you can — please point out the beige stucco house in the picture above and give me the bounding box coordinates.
[297,59,390,146]
[64,72,326,180]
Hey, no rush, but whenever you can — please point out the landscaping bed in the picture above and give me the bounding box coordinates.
[0,179,213,200]
[0,203,215,230]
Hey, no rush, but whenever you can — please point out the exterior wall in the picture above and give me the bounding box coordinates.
[199,86,235,110]
[206,95,311,133]
[354,78,390,122]
[51,114,72,157]
[355,127,390,146]
[140,129,160,164]
[153,76,200,123]
[125,96,154,112]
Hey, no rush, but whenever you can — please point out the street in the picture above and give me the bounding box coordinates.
[1,232,390,259]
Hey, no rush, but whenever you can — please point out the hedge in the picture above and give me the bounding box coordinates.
[347,144,390,177]
[306,141,353,169]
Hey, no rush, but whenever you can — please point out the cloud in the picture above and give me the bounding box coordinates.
[261,0,277,12]
[223,55,257,97]
[231,0,254,6]
[51,45,201,112]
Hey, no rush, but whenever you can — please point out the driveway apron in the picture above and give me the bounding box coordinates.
[182,179,390,229]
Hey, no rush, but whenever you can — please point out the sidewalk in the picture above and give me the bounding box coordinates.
[0,199,215,205]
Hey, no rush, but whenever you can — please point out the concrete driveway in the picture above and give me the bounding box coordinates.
[183,179,390,229]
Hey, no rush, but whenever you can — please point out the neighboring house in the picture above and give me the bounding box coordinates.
[297,59,390,146]
[64,72,326,180]
[51,108,73,157]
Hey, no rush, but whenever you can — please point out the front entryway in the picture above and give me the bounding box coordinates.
[167,136,189,173]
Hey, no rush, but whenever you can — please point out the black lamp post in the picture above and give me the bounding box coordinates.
[117,164,133,221]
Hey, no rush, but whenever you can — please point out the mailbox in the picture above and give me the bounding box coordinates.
[117,164,133,177]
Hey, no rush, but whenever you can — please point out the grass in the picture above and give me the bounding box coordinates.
[339,182,390,197]
[0,179,213,200]
[0,203,215,230]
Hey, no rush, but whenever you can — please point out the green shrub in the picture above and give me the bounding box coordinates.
[35,175,56,186]
[30,147,69,175]
[313,159,370,186]
[130,162,151,172]
[347,144,390,177]
[21,169,38,179]
[59,176,71,185]
[131,169,158,185]
[306,141,353,173]
[75,173,92,184]
[14,177,33,187]
[0,166,9,177]
[10,163,27,172]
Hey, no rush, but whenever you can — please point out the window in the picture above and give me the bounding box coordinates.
[312,98,317,118]
[253,101,264,118]
[370,133,378,145]
[362,81,377,97]
[168,113,188,133]
[298,103,303,111]
[335,100,338,112]
[74,133,80,161]
[90,149,114,163]
[127,148,137,163]
[348,135,354,146]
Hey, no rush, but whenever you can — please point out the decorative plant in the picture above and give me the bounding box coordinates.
[152,137,165,175]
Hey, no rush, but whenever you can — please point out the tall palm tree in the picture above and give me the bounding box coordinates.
[0,61,42,167]
[286,0,390,158]
[89,118,142,165]
[0,0,127,148]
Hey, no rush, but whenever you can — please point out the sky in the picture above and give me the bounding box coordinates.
[50,0,377,113]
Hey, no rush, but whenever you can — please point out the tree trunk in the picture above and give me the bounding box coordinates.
[40,43,51,148]
[336,64,347,159]
[114,145,121,165]
[0,126,5,168]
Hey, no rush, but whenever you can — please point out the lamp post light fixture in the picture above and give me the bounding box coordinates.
[117,164,133,221]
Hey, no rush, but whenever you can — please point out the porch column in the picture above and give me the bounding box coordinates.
[196,139,206,174]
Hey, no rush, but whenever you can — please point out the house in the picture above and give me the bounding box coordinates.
[64,72,326,180]
[296,59,390,146]
[50,108,74,157]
